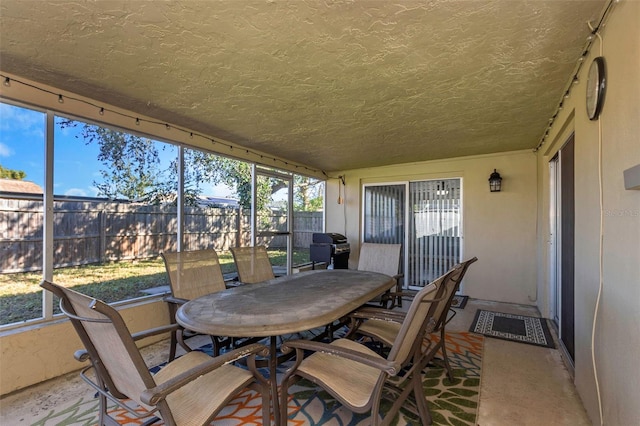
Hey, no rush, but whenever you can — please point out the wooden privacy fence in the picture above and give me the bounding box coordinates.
[0,196,323,273]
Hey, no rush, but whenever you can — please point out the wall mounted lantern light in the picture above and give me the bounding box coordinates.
[489,169,502,192]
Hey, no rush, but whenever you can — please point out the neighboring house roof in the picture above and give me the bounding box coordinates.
[0,179,43,194]
[197,196,239,208]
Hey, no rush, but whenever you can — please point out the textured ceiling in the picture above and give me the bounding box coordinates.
[0,0,606,173]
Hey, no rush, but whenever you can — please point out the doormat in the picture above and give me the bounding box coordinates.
[451,295,468,309]
[469,309,555,348]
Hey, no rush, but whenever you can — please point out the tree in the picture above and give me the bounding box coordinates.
[58,119,323,209]
[294,176,323,211]
[0,164,26,180]
[183,151,324,211]
[92,128,162,201]
[59,120,166,201]
[183,150,275,210]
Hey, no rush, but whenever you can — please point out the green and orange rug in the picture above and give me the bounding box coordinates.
[30,332,483,426]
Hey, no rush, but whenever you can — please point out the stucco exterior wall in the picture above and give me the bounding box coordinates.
[0,299,169,396]
[535,2,640,424]
[326,149,538,305]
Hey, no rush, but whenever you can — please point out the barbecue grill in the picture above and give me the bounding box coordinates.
[310,232,350,269]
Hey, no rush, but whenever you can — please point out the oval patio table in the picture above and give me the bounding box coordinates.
[176,269,395,425]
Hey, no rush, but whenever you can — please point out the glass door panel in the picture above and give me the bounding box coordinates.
[292,177,324,268]
[409,179,462,288]
[253,167,293,275]
[363,184,406,244]
[362,184,406,285]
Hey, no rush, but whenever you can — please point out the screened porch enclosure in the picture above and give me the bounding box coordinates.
[363,179,462,289]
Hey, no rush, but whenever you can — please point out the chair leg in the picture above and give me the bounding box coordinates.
[343,317,362,340]
[261,384,271,426]
[176,328,192,355]
[439,328,454,381]
[279,376,291,425]
[325,322,334,342]
[412,369,433,425]
[96,375,121,426]
[381,378,418,425]
[211,335,221,357]
[168,329,178,362]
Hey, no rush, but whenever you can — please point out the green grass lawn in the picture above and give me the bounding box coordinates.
[0,249,310,326]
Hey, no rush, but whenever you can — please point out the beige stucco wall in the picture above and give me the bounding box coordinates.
[0,299,170,396]
[535,2,640,425]
[326,149,538,305]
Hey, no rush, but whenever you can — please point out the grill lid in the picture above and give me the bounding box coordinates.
[312,232,348,244]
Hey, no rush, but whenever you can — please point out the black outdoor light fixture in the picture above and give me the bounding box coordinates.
[489,169,502,192]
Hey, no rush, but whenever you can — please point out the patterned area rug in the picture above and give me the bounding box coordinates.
[29,332,483,426]
[470,310,555,349]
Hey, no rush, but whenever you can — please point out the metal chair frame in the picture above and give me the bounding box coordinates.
[40,280,271,426]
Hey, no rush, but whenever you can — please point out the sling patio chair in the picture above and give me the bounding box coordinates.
[230,245,276,284]
[347,256,478,380]
[356,242,404,308]
[278,272,451,425]
[323,242,404,342]
[40,280,271,426]
[161,249,232,361]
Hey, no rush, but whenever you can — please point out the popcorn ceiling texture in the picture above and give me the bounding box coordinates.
[0,0,605,172]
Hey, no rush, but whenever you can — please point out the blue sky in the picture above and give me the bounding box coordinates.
[0,103,46,189]
[0,102,233,198]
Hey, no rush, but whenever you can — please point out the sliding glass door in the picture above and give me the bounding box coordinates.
[363,178,462,289]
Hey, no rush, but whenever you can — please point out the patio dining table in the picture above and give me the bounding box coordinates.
[176,268,396,425]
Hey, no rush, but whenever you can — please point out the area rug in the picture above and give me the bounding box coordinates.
[28,332,483,426]
[469,309,555,349]
[450,295,468,309]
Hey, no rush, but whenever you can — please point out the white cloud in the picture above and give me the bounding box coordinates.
[0,103,44,131]
[64,188,88,197]
[0,142,12,157]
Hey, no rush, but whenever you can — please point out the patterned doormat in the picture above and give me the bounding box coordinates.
[450,295,469,309]
[470,310,555,348]
[26,332,483,426]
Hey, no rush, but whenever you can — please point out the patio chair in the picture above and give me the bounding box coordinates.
[348,256,478,380]
[279,272,450,425]
[161,249,231,360]
[40,280,271,426]
[357,243,404,308]
[230,245,276,284]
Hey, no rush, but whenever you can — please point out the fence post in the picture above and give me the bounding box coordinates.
[235,208,241,247]
[99,208,106,262]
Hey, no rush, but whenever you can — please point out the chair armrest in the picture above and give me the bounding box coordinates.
[163,296,188,305]
[131,324,180,341]
[391,273,404,290]
[382,286,449,309]
[140,343,269,405]
[281,339,400,375]
[380,289,416,308]
[348,306,406,323]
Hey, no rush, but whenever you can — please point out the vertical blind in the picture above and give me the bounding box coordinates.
[409,179,462,287]
[363,184,405,244]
